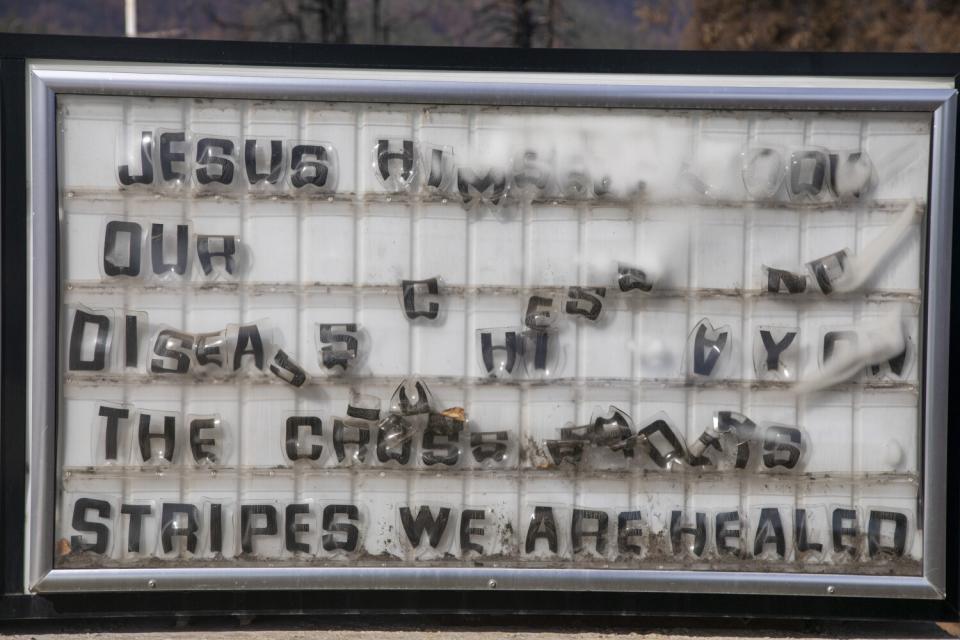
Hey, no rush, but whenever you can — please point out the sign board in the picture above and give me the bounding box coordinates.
[1,38,959,619]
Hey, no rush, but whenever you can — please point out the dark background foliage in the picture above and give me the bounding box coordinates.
[2,0,960,51]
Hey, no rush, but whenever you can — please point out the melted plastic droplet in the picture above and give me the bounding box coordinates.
[741,147,785,200]
[796,308,907,394]
[440,407,466,422]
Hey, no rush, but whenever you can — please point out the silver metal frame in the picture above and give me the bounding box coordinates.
[24,61,957,598]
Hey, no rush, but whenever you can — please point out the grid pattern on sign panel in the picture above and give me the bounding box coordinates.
[56,94,927,573]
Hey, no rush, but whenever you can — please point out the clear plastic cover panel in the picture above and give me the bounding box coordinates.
[56,94,928,577]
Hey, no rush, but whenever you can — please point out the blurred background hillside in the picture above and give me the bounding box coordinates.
[1,0,960,51]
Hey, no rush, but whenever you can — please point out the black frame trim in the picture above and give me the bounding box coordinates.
[0,33,958,622]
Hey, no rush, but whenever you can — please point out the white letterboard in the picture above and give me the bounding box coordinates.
[55,93,928,575]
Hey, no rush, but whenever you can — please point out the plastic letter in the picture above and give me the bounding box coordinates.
[232,324,265,371]
[765,267,807,294]
[69,309,111,371]
[103,221,143,277]
[291,144,333,189]
[160,503,199,553]
[867,510,907,557]
[240,504,278,554]
[399,506,451,548]
[322,504,359,552]
[285,415,323,461]
[121,504,152,553]
[118,130,154,186]
[753,507,786,557]
[195,138,236,185]
[99,405,129,461]
[478,328,519,377]
[832,508,859,557]
[70,498,111,554]
[270,349,308,388]
[151,330,194,374]
[459,509,485,554]
[189,417,219,464]
[138,413,176,463]
[715,511,743,557]
[196,235,238,276]
[670,511,707,556]
[471,431,509,463]
[571,508,608,554]
[159,131,186,183]
[401,278,440,320]
[525,506,558,553]
[151,223,189,276]
[795,509,823,553]
[285,503,311,554]
[565,287,606,321]
[617,511,643,555]
[245,139,283,185]
[332,419,371,463]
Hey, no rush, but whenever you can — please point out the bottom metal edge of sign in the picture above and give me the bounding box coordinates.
[31,567,942,600]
